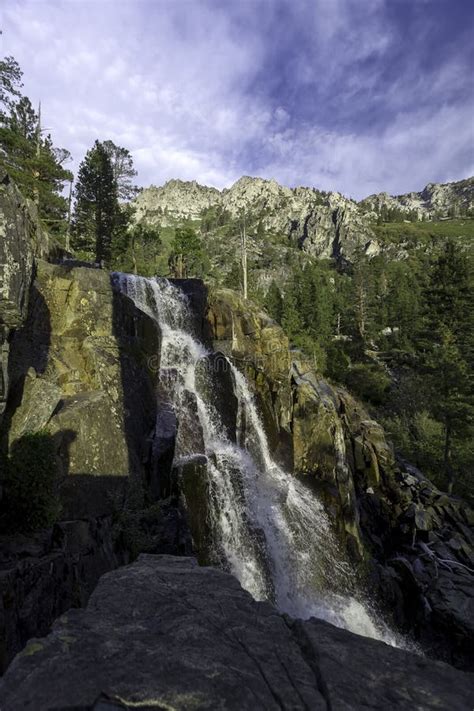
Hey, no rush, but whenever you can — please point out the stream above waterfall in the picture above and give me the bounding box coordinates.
[114,273,403,646]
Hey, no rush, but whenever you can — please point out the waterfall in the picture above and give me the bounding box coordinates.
[114,273,400,645]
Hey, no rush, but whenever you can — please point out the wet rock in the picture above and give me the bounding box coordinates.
[149,405,177,500]
[175,389,205,456]
[1,555,473,710]
[169,278,211,344]
[175,455,211,564]
[207,289,293,467]
[195,352,237,442]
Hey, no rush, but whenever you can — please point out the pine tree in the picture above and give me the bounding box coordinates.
[168,226,209,278]
[102,140,138,201]
[0,54,23,117]
[281,277,303,340]
[419,242,474,492]
[72,141,119,263]
[351,252,371,345]
[384,260,423,347]
[114,219,162,275]
[349,250,387,348]
[264,281,283,323]
[0,95,72,235]
[301,263,334,345]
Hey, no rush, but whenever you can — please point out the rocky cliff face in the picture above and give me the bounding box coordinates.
[134,174,474,267]
[1,175,473,688]
[0,257,199,670]
[0,517,124,673]
[3,260,161,516]
[1,246,472,675]
[0,173,52,420]
[0,263,198,671]
[1,555,472,711]
[134,179,221,224]
[135,175,377,262]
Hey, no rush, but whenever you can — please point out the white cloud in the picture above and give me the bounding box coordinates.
[0,0,472,200]
[259,101,474,198]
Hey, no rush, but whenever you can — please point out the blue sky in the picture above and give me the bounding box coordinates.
[1,0,473,198]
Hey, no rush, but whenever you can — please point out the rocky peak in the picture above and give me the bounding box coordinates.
[360,175,474,219]
[134,179,221,224]
[221,175,294,217]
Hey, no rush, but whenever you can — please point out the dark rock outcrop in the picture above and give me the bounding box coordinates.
[0,517,124,673]
[0,501,193,675]
[1,555,472,710]
[339,393,474,669]
[195,352,237,442]
[0,258,182,669]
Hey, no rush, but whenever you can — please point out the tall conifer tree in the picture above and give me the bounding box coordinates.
[72,141,119,263]
[0,90,72,234]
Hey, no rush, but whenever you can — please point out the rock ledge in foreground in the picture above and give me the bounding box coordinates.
[1,555,472,710]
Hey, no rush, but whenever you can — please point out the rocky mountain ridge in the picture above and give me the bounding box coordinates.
[137,174,474,221]
[134,174,474,264]
[361,176,474,220]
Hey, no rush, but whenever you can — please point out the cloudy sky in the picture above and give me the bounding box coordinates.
[1,0,473,198]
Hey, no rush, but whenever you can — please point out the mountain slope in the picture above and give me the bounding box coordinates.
[134,175,474,274]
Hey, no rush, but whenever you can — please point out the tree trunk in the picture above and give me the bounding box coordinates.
[174,253,184,279]
[131,235,137,275]
[65,179,73,253]
[444,421,455,494]
[241,214,248,300]
[356,283,366,341]
[33,102,41,208]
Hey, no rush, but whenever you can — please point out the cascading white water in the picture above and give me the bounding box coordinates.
[114,273,401,644]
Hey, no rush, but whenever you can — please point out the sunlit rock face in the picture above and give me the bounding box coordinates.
[0,172,51,418]
[0,259,179,671]
[4,260,161,516]
[135,175,375,263]
[134,179,221,225]
[133,175,474,272]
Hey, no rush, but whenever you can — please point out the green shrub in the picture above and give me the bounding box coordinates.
[411,412,444,475]
[326,342,351,382]
[381,415,412,455]
[345,363,391,406]
[2,431,61,533]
